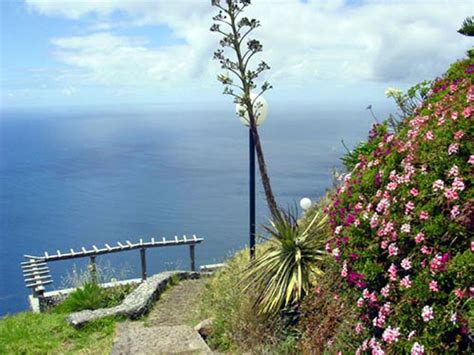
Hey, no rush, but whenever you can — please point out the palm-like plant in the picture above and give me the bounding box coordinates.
[242,208,328,315]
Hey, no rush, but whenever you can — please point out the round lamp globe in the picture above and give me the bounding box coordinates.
[300,197,312,211]
[236,93,268,127]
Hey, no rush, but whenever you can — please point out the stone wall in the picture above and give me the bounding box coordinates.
[66,271,200,327]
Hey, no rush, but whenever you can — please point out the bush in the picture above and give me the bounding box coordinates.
[199,248,297,353]
[54,282,135,314]
[242,208,328,315]
[299,259,360,353]
[323,57,473,353]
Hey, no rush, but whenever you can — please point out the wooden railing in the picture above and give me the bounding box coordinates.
[22,235,204,296]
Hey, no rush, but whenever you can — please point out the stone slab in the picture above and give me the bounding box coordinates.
[111,323,213,354]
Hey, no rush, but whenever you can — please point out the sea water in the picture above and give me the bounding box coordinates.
[0,107,375,315]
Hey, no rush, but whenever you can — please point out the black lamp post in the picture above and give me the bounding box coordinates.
[249,128,256,259]
[237,94,268,260]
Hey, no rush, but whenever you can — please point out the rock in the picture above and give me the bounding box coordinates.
[194,318,214,340]
[111,323,213,354]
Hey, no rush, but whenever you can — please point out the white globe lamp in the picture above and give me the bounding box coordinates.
[235,92,268,127]
[300,197,312,211]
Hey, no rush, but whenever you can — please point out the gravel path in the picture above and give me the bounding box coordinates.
[146,278,207,327]
[111,277,212,354]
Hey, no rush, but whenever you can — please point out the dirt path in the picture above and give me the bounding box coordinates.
[146,278,207,327]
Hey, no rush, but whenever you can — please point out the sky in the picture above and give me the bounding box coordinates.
[0,0,472,111]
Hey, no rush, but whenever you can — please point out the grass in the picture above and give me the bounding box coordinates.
[0,312,117,354]
[198,247,299,353]
[0,282,136,354]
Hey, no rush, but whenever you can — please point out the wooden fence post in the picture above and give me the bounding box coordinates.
[140,248,147,281]
[189,244,195,272]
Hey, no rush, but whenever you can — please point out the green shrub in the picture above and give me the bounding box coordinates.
[199,248,295,353]
[323,56,473,353]
[242,208,328,315]
[54,282,134,314]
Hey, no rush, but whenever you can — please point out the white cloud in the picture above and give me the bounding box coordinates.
[27,0,473,96]
[61,86,76,96]
[50,32,204,87]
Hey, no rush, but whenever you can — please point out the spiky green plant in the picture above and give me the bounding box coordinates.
[458,16,474,36]
[242,209,328,315]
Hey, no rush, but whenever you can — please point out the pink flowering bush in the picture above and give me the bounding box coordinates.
[324,57,473,353]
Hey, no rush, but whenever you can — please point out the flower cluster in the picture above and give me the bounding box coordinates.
[325,57,473,353]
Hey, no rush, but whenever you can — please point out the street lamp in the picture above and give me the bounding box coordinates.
[300,197,312,216]
[236,93,268,260]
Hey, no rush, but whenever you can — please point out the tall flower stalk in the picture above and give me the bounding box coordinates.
[210,0,279,219]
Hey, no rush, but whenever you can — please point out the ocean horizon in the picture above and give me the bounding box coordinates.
[0,107,379,315]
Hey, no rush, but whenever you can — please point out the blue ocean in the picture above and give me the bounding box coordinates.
[0,107,375,315]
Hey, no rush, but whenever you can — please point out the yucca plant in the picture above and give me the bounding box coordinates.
[242,208,328,315]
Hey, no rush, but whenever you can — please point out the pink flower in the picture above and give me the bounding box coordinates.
[387,182,398,191]
[450,205,460,219]
[382,326,400,344]
[401,258,412,270]
[357,297,364,308]
[463,106,472,118]
[454,130,464,140]
[469,155,474,165]
[430,253,449,273]
[405,201,415,215]
[424,131,434,140]
[452,177,465,191]
[429,280,439,292]
[448,143,459,155]
[401,223,411,233]
[373,315,386,328]
[468,86,474,102]
[411,342,425,355]
[410,188,419,197]
[355,322,364,334]
[380,302,391,316]
[451,111,458,120]
[370,213,379,228]
[341,261,348,277]
[381,284,390,297]
[421,305,434,322]
[380,240,388,249]
[421,245,431,255]
[415,232,425,244]
[444,188,459,201]
[408,331,416,340]
[388,243,399,256]
[432,179,444,191]
[419,211,429,220]
[388,263,398,281]
[448,165,459,177]
[454,288,465,299]
[400,275,412,288]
